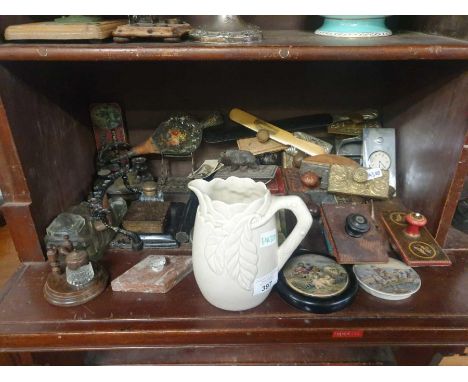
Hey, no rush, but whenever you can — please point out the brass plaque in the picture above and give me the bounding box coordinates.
[327,120,381,136]
[328,165,389,199]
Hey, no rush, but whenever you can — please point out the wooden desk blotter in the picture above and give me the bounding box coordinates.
[5,19,127,41]
[321,204,389,264]
[381,211,451,267]
[122,201,170,233]
[113,21,191,42]
[111,255,192,293]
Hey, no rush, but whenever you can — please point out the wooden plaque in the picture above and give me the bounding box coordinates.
[381,211,451,267]
[113,22,191,42]
[5,20,127,40]
[237,137,287,155]
[321,204,389,264]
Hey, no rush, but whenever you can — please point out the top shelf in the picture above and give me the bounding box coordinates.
[0,30,467,62]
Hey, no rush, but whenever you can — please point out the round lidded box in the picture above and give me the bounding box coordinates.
[353,258,421,300]
[276,253,358,314]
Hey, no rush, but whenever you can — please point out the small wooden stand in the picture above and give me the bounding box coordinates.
[113,21,191,42]
[44,263,108,307]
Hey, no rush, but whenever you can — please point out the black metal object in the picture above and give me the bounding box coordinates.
[345,213,370,238]
[175,191,199,244]
[203,113,333,143]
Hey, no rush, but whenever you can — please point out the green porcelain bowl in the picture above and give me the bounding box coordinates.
[315,16,392,38]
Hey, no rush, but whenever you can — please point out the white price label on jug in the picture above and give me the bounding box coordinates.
[366,168,383,180]
[253,267,278,296]
[260,229,277,248]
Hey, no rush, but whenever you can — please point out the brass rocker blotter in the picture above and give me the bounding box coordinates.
[43,236,108,307]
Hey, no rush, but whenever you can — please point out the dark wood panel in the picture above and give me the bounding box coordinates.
[444,226,468,253]
[382,63,468,239]
[0,62,97,254]
[436,144,468,245]
[30,345,395,365]
[400,16,468,40]
[0,31,467,61]
[0,97,30,203]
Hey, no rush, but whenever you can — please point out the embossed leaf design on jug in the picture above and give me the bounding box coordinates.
[189,176,312,311]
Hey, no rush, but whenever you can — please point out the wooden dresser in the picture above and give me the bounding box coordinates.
[0,16,467,365]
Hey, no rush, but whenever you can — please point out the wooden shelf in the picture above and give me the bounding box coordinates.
[0,31,467,61]
[0,250,467,354]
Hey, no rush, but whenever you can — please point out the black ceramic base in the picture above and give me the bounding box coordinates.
[275,252,358,314]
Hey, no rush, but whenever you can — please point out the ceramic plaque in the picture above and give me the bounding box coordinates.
[353,258,421,300]
[282,254,349,298]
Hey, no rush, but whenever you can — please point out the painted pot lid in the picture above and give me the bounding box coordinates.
[353,258,421,300]
[282,254,349,298]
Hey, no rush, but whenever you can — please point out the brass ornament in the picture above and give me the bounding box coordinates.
[327,120,381,136]
[328,165,389,199]
[352,167,369,183]
[408,241,437,259]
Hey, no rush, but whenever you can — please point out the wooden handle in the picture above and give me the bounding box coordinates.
[229,108,326,156]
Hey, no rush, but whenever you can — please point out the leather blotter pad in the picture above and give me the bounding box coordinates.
[381,211,451,267]
[321,204,389,264]
[111,255,192,293]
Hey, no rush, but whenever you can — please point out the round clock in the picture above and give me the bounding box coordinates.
[368,150,391,170]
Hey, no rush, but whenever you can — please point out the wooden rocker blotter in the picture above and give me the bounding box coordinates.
[381,211,451,267]
[321,203,389,264]
[113,18,192,43]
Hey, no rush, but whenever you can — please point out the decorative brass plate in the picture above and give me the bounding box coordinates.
[328,165,389,199]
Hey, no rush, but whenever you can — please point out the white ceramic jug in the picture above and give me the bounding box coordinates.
[188,176,313,311]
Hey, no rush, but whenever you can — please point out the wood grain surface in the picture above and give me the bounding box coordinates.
[0,31,467,61]
[0,250,467,353]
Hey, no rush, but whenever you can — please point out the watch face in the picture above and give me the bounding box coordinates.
[368,150,391,170]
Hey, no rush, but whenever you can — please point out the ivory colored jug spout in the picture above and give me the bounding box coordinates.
[188,176,313,311]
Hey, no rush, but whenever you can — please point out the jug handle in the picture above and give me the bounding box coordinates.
[253,195,313,270]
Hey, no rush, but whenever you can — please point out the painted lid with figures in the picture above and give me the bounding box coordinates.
[353,258,421,300]
[282,254,349,298]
